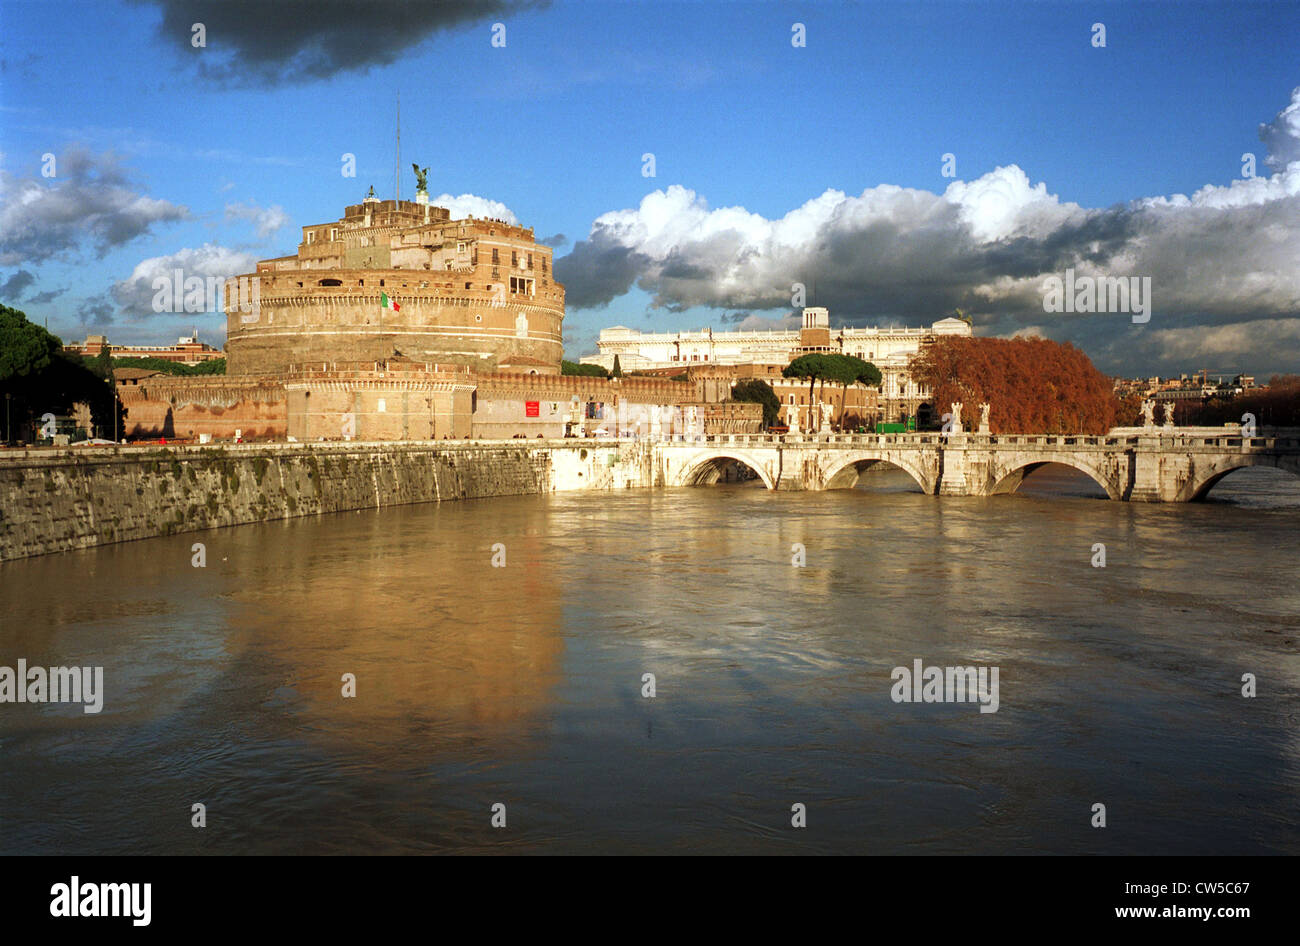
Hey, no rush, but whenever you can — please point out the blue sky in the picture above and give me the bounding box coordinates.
[1,0,1298,377]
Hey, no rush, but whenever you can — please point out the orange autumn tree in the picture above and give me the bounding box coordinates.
[908,335,1121,435]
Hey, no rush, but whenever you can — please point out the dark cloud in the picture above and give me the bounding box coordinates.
[82,295,117,328]
[0,148,188,266]
[538,233,568,248]
[554,233,652,309]
[138,0,548,86]
[0,270,36,300]
[28,288,68,305]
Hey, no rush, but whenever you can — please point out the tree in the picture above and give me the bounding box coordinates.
[825,354,881,430]
[782,353,832,418]
[728,378,781,427]
[107,356,225,376]
[92,346,114,381]
[561,360,609,378]
[0,304,62,382]
[611,354,623,378]
[908,335,1121,434]
[0,306,121,441]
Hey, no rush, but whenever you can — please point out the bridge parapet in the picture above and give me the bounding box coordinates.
[648,429,1300,501]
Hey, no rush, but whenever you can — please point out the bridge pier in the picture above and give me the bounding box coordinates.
[1128,435,1194,502]
[938,434,972,495]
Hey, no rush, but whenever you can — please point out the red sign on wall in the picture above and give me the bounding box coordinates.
[525,401,540,417]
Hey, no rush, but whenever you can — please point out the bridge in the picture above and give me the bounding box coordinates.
[650,429,1300,502]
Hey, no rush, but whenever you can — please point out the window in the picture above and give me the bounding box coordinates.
[377,398,387,413]
[330,228,338,241]
[543,258,548,275]
[305,231,316,244]
[491,248,499,264]
[358,279,363,286]
[512,250,518,267]
[465,282,472,289]
[457,242,466,253]
[379,279,384,286]
[509,276,535,294]
[527,253,533,270]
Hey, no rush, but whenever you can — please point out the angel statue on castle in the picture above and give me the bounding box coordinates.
[412,164,430,195]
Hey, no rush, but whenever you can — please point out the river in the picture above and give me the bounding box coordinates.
[2,464,1297,854]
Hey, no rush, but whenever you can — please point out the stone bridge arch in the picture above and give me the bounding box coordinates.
[1183,454,1300,501]
[988,454,1123,501]
[821,452,937,494]
[674,450,778,490]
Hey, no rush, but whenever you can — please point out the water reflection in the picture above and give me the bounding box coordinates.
[2,472,1298,854]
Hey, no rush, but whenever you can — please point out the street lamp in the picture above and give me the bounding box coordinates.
[4,392,9,445]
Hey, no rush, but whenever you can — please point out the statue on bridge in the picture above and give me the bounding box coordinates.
[818,401,832,434]
[1141,399,1156,429]
[1162,401,1176,428]
[978,402,990,434]
[786,402,800,434]
[949,401,964,434]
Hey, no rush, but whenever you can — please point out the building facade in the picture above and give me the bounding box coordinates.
[65,333,224,365]
[584,308,972,427]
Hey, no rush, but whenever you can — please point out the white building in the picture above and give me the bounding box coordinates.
[582,312,971,371]
[582,310,973,425]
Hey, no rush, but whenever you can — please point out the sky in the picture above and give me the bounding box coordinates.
[0,0,1297,379]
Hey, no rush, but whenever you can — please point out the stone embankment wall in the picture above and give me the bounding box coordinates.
[0,441,645,562]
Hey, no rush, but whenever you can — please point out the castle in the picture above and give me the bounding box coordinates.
[225,188,564,376]
[116,181,760,442]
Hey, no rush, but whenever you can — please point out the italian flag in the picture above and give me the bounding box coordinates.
[380,292,400,312]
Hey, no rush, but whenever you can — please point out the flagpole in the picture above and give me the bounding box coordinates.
[395,91,400,202]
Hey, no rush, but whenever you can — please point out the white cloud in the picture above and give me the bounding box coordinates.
[429,192,518,224]
[224,200,289,237]
[1260,86,1300,172]
[942,165,1080,242]
[110,243,259,316]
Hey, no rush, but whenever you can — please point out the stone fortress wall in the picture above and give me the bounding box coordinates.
[123,368,762,442]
